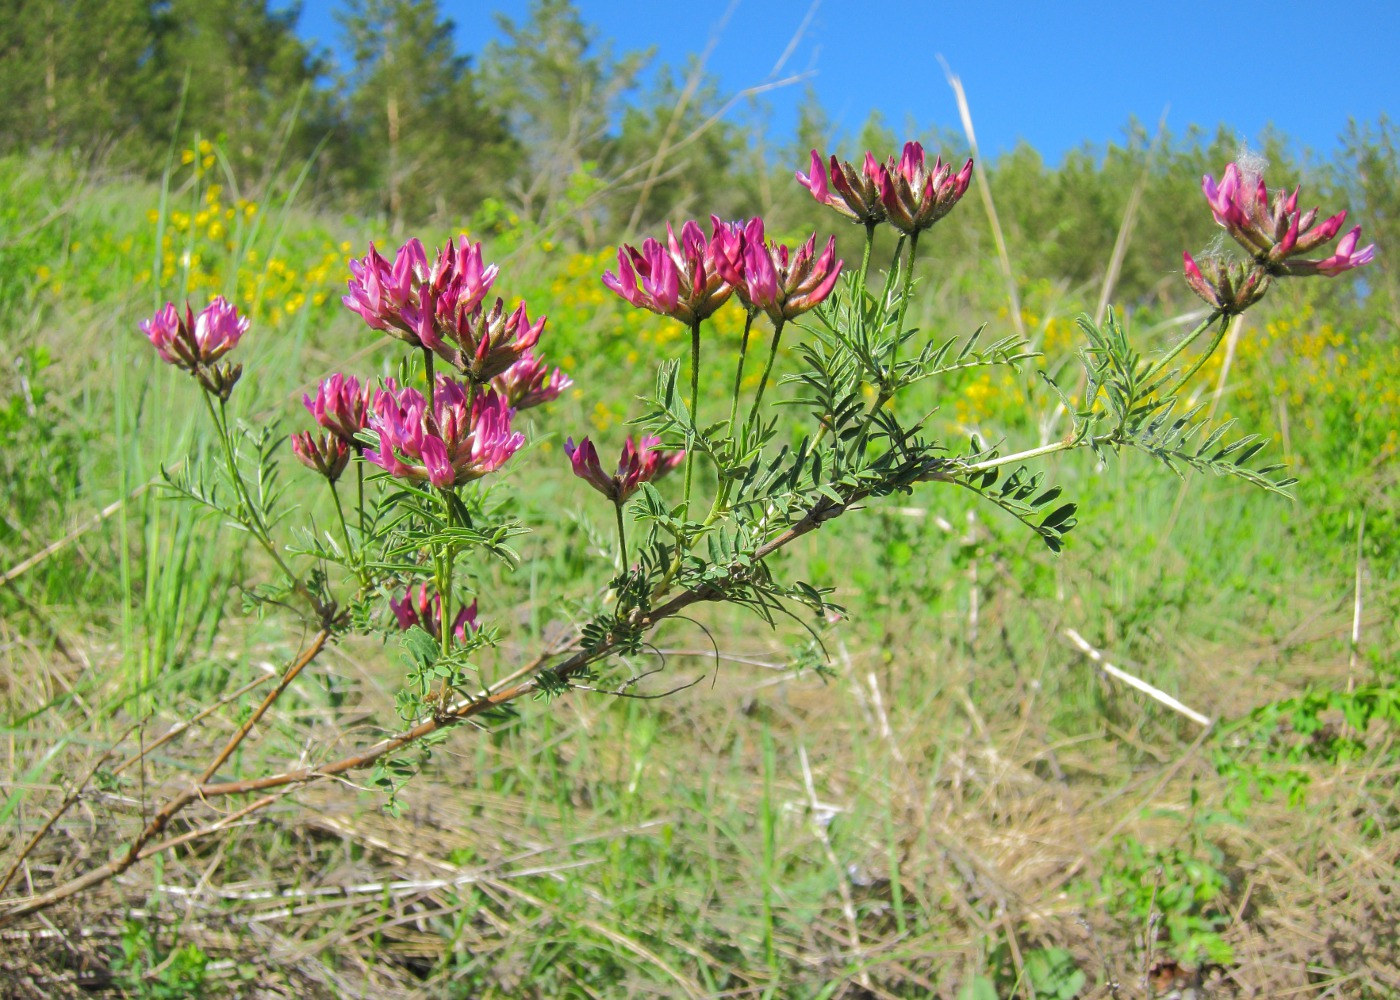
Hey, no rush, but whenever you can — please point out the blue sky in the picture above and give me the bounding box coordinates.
[295,0,1397,164]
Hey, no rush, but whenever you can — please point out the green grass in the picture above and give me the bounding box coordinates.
[1,149,1397,998]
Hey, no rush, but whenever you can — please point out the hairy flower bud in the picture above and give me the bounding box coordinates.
[291,430,351,483]
[878,142,973,236]
[424,297,546,383]
[1182,252,1270,314]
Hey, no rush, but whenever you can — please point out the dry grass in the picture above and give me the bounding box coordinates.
[3,575,1396,998]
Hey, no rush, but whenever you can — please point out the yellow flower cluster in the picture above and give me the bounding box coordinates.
[134,171,349,327]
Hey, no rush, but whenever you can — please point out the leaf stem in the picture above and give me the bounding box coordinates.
[1163,314,1232,400]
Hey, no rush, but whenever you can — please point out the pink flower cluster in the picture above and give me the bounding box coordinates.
[139,296,249,399]
[491,349,573,410]
[565,436,685,504]
[1183,162,1375,311]
[797,142,974,235]
[1201,163,1374,276]
[366,376,524,489]
[292,374,373,483]
[389,582,478,643]
[602,217,745,325]
[344,236,545,382]
[603,216,843,326]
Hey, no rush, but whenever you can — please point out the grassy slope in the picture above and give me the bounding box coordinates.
[0,151,1397,998]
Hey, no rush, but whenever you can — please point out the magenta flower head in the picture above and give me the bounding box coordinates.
[736,218,843,325]
[291,430,351,483]
[303,373,372,444]
[1182,251,1270,315]
[1202,162,1374,276]
[389,582,478,644]
[139,296,249,400]
[602,216,744,325]
[565,435,685,504]
[366,377,524,488]
[878,142,973,236]
[491,350,573,410]
[796,149,888,226]
[424,295,547,384]
[343,236,499,349]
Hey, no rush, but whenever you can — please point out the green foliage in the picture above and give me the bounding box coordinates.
[112,917,210,999]
[1214,685,1400,815]
[988,945,1087,1000]
[1080,834,1235,966]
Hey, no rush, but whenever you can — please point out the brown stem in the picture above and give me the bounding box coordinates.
[199,629,331,784]
[109,670,281,778]
[0,500,848,925]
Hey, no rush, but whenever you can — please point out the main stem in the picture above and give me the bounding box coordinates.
[1142,310,1224,386]
[889,231,921,374]
[746,319,786,429]
[683,318,702,514]
[437,486,456,667]
[728,311,757,435]
[203,391,313,611]
[329,480,353,561]
[613,499,628,569]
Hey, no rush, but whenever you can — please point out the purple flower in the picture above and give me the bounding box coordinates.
[1202,162,1374,275]
[303,373,372,443]
[291,430,351,483]
[343,236,501,354]
[602,217,744,324]
[140,296,248,371]
[491,350,573,410]
[1182,251,1270,315]
[736,218,843,324]
[878,142,973,236]
[389,582,478,644]
[1279,225,1377,277]
[565,435,685,504]
[365,377,524,488]
[796,149,888,225]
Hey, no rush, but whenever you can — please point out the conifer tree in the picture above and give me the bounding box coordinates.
[338,0,516,229]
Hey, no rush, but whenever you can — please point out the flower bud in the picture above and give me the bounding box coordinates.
[1182,252,1270,314]
[878,142,973,236]
[565,435,684,504]
[291,430,351,483]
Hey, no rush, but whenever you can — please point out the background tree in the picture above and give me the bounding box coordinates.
[151,0,329,182]
[338,0,516,230]
[0,0,157,158]
[478,0,650,245]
